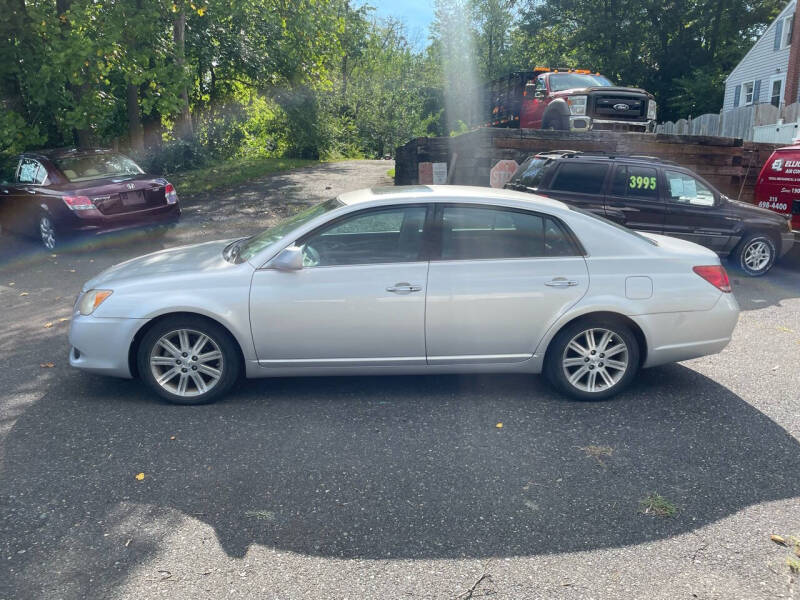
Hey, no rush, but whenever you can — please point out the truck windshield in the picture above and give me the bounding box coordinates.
[549,73,613,92]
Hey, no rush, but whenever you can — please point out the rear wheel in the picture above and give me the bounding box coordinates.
[137,316,241,405]
[38,213,58,251]
[545,319,640,401]
[734,233,776,277]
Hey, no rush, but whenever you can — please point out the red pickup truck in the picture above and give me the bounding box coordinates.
[472,69,657,133]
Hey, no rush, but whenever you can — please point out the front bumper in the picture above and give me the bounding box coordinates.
[570,117,655,133]
[780,231,795,257]
[69,314,149,378]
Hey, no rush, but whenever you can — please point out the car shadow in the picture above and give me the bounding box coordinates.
[2,365,799,597]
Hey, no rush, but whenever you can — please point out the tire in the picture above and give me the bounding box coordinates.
[137,316,241,405]
[545,318,640,401]
[733,233,776,277]
[37,212,59,251]
[542,109,570,131]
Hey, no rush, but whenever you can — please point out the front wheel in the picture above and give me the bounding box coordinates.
[734,233,776,276]
[137,316,241,405]
[545,319,640,401]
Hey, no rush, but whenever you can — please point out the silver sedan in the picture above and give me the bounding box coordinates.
[69,186,740,404]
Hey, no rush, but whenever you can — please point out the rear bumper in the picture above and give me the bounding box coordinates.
[63,203,180,237]
[633,293,740,368]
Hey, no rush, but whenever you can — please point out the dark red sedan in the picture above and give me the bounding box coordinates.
[0,148,181,250]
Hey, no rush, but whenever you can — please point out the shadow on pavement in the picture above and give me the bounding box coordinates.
[2,365,800,597]
[732,242,800,311]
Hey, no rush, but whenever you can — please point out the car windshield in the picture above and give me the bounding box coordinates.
[227,198,344,263]
[569,206,658,246]
[53,153,143,182]
[549,73,613,92]
[506,157,548,189]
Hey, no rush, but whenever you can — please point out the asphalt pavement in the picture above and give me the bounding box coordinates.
[1,160,799,599]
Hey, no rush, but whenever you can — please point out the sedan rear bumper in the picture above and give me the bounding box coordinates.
[69,315,148,378]
[634,292,740,368]
[63,204,180,238]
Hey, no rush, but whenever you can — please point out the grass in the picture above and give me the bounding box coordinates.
[639,493,678,517]
[170,157,323,196]
[387,167,395,179]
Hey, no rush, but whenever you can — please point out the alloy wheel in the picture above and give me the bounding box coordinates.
[149,328,224,398]
[39,216,56,250]
[743,240,771,272]
[561,328,629,393]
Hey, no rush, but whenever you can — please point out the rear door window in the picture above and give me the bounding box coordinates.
[550,163,608,195]
[440,206,579,260]
[610,165,659,199]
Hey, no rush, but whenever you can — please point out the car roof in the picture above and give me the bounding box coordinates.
[533,150,678,166]
[340,185,571,211]
[23,148,115,160]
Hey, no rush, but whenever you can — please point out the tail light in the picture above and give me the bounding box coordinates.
[62,195,95,211]
[165,183,178,204]
[693,265,731,292]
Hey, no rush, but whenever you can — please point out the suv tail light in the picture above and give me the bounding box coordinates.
[164,183,178,204]
[693,265,731,292]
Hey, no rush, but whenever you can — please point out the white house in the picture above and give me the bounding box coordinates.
[723,1,798,111]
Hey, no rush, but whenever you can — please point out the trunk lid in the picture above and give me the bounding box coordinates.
[64,175,172,216]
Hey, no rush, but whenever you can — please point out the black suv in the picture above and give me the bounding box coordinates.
[505,151,794,276]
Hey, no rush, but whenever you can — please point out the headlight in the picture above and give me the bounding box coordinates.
[567,95,587,116]
[647,100,657,120]
[78,289,113,315]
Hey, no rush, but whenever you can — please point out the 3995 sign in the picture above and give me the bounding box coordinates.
[630,176,657,190]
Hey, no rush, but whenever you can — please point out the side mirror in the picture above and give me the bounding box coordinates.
[524,83,536,97]
[270,246,304,271]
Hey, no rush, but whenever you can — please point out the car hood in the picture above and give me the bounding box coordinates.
[83,239,235,290]
[724,196,789,223]
[553,86,653,97]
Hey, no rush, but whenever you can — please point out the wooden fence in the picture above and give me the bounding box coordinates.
[657,102,800,142]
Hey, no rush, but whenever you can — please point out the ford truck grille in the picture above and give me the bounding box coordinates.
[592,95,646,120]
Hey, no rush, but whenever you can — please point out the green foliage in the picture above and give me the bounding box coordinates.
[1,0,786,167]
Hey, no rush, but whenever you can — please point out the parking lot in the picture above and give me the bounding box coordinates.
[1,160,799,599]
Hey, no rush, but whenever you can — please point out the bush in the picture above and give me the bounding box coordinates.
[135,140,209,175]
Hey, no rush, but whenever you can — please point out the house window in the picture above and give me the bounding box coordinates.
[743,81,755,105]
[783,15,794,48]
[771,76,785,107]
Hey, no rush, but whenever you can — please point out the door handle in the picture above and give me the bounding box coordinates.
[545,278,578,287]
[386,282,422,294]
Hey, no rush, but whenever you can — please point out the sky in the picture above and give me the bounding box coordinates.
[361,0,435,45]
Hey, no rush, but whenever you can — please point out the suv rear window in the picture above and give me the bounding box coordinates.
[550,163,609,195]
